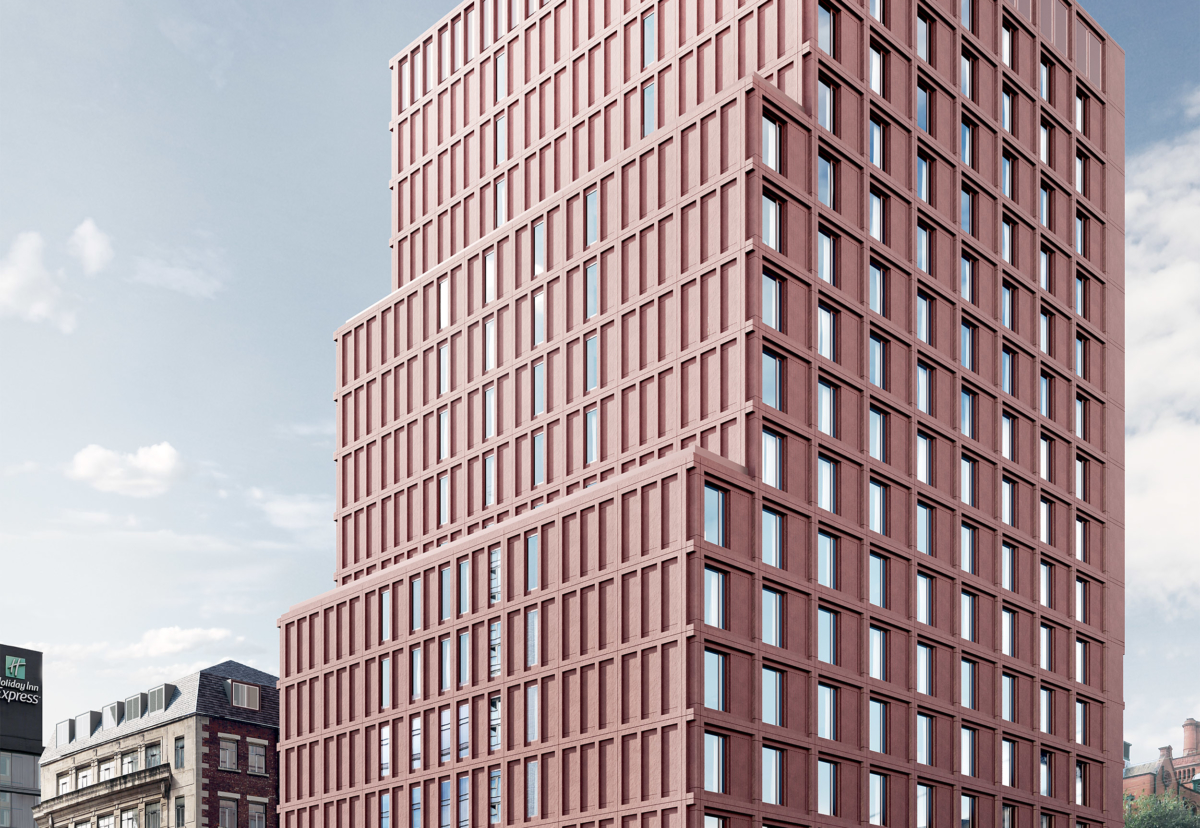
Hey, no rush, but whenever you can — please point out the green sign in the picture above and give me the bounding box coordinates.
[5,656,25,679]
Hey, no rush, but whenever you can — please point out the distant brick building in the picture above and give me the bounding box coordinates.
[1122,719,1200,811]
[33,661,278,828]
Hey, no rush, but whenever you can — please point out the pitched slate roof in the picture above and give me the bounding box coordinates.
[1124,760,1163,778]
[41,660,277,765]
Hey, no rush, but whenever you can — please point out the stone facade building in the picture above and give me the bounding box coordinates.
[33,661,278,828]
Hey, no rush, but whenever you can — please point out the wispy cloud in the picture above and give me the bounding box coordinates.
[1124,88,1200,613]
[274,419,336,441]
[66,442,183,497]
[247,487,332,545]
[111,626,241,659]
[131,240,228,298]
[0,231,76,333]
[67,218,115,275]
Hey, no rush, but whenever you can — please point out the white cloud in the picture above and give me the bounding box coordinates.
[67,218,115,275]
[274,420,336,439]
[247,487,332,540]
[1124,92,1200,611]
[0,231,76,333]
[4,461,38,476]
[131,241,227,297]
[111,626,239,659]
[66,442,183,497]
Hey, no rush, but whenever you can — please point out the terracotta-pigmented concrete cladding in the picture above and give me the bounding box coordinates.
[280,0,1125,825]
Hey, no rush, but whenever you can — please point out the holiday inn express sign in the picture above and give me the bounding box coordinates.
[1,653,40,704]
[0,645,43,755]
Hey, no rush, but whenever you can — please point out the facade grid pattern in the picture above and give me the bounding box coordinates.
[278,1,1125,827]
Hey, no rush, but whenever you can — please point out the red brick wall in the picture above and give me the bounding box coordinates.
[202,717,280,827]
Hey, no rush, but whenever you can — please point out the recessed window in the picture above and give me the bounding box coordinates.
[869,480,887,534]
[917,153,930,202]
[817,3,834,55]
[869,118,884,167]
[1040,59,1051,100]
[869,553,887,607]
[1040,122,1051,163]
[817,229,835,282]
[704,565,727,627]
[818,380,835,436]
[917,84,930,132]
[704,649,726,710]
[870,407,886,461]
[585,406,599,463]
[817,154,835,206]
[762,507,783,568]
[917,573,933,623]
[762,350,783,409]
[762,428,784,488]
[818,760,838,816]
[916,293,931,343]
[762,272,782,330]
[1002,24,1014,66]
[818,608,838,664]
[869,263,885,315]
[870,47,884,94]
[818,531,837,588]
[961,591,976,641]
[869,192,885,240]
[703,484,726,547]
[961,455,975,506]
[704,733,726,791]
[1002,90,1014,132]
[961,390,976,438]
[642,12,656,67]
[916,432,932,483]
[762,587,784,646]
[817,455,836,512]
[762,194,782,250]
[869,334,886,387]
[869,625,887,677]
[917,502,933,554]
[1002,153,1013,197]
[960,322,974,371]
[763,116,782,171]
[961,52,973,98]
[495,115,507,163]
[585,188,599,246]
[494,178,507,226]
[917,646,933,696]
[917,14,931,62]
[817,305,835,360]
[641,82,656,136]
[762,666,784,725]
[917,363,932,413]
[961,188,973,233]
[961,120,973,167]
[1002,219,1014,263]
[585,262,599,319]
[916,224,931,273]
[817,79,834,131]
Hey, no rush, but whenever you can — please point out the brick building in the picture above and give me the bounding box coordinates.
[33,661,278,828]
[278,0,1125,827]
[1122,720,1200,810]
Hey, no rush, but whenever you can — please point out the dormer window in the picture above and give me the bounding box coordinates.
[231,681,261,710]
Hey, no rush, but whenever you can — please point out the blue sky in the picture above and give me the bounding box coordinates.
[2,0,1198,761]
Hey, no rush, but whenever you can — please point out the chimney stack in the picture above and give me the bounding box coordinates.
[1160,745,1174,761]
[1183,718,1200,756]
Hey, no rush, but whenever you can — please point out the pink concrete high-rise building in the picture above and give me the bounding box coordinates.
[277,1,1124,827]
